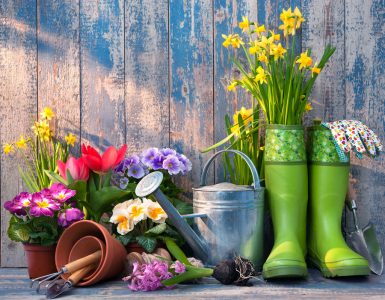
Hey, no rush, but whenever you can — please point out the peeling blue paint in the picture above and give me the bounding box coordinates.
[347,55,365,111]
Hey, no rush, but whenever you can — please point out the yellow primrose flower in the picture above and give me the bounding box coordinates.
[128,198,147,224]
[305,102,313,111]
[227,81,237,92]
[143,198,167,223]
[255,66,268,84]
[258,52,269,64]
[40,107,55,120]
[3,143,13,155]
[293,7,305,29]
[311,64,321,76]
[296,52,313,70]
[269,30,280,41]
[110,211,134,235]
[270,43,287,61]
[65,132,77,147]
[16,135,28,149]
[256,24,266,35]
[239,16,250,32]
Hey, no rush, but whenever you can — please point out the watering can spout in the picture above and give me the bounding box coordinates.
[135,172,209,262]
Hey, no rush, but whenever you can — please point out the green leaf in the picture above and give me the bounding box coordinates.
[44,170,68,185]
[162,265,213,286]
[7,217,30,242]
[136,236,157,253]
[116,234,133,246]
[164,237,191,266]
[66,169,74,184]
[102,170,112,187]
[68,180,87,203]
[145,223,167,235]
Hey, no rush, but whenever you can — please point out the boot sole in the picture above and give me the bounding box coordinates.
[308,257,370,278]
[262,265,308,279]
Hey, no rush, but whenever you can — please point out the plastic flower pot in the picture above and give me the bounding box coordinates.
[24,243,57,279]
[55,220,126,286]
[68,236,106,285]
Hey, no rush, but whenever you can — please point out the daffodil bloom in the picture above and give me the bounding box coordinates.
[143,198,167,223]
[270,43,287,61]
[239,16,250,32]
[65,132,77,147]
[249,40,260,55]
[258,53,269,64]
[296,52,313,70]
[16,135,28,149]
[311,64,321,76]
[40,107,55,120]
[256,24,266,35]
[254,66,268,84]
[222,34,233,48]
[233,107,253,125]
[257,35,274,49]
[32,120,52,141]
[3,143,13,154]
[128,198,147,224]
[227,81,237,92]
[269,30,280,41]
[293,7,305,29]
[305,102,313,111]
[230,34,244,48]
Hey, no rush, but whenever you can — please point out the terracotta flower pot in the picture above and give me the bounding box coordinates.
[55,220,126,286]
[23,243,56,279]
[68,236,106,284]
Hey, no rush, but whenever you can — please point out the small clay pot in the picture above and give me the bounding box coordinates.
[68,236,106,285]
[23,243,56,279]
[55,220,126,286]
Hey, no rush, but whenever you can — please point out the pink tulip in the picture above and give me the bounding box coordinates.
[81,144,127,173]
[58,157,90,181]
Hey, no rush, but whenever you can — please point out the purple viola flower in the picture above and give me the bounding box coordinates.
[127,164,145,179]
[123,155,141,168]
[58,207,84,228]
[141,147,159,167]
[160,148,177,157]
[50,186,76,203]
[29,192,61,218]
[114,161,125,173]
[162,155,181,175]
[176,153,192,175]
[149,153,165,170]
[173,261,186,274]
[123,260,173,291]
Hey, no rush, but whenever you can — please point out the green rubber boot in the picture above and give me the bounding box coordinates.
[262,125,308,279]
[307,124,370,277]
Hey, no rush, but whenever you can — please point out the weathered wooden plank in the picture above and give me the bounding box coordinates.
[345,0,385,247]
[0,0,37,267]
[302,0,346,123]
[213,0,258,182]
[80,0,125,151]
[125,0,169,153]
[37,0,80,153]
[170,0,214,192]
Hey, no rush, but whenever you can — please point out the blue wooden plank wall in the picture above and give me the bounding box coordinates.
[0,0,384,267]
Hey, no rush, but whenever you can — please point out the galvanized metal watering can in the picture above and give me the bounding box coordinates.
[135,150,265,267]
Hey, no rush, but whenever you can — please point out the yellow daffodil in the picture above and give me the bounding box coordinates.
[269,30,280,41]
[227,81,237,92]
[258,52,269,64]
[256,24,266,35]
[40,107,55,120]
[239,16,250,32]
[249,40,260,55]
[296,52,313,70]
[257,35,274,49]
[230,34,244,48]
[65,132,77,147]
[293,7,305,29]
[270,43,287,61]
[305,102,313,111]
[3,143,13,155]
[222,34,233,48]
[232,107,253,125]
[16,135,28,149]
[255,66,268,84]
[32,120,52,141]
[143,198,167,223]
[279,7,304,36]
[311,64,321,76]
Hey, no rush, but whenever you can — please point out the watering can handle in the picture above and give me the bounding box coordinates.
[200,150,261,188]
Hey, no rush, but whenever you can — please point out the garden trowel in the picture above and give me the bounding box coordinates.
[345,183,383,275]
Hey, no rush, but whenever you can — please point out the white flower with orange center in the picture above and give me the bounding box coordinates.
[110,208,134,235]
[127,198,147,224]
[143,198,168,223]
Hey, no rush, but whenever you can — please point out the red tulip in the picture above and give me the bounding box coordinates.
[58,157,90,181]
[81,144,127,173]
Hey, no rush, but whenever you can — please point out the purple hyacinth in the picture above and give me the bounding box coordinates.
[141,148,159,167]
[58,207,84,228]
[173,261,186,274]
[162,155,181,175]
[123,260,173,291]
[29,192,61,217]
[127,164,145,179]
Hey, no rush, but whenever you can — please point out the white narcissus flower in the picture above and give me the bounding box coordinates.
[127,198,147,224]
[142,198,168,223]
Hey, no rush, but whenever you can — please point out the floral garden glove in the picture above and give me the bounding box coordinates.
[322,120,383,160]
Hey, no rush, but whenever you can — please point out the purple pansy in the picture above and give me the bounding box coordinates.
[149,153,165,170]
[58,207,84,228]
[141,148,159,167]
[160,148,177,157]
[127,164,145,179]
[176,153,192,175]
[124,155,141,168]
[123,260,173,291]
[29,192,61,217]
[162,155,180,175]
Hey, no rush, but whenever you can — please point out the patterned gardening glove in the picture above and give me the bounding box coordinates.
[322,120,383,160]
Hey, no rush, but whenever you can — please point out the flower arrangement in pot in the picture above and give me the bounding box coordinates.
[110,147,193,253]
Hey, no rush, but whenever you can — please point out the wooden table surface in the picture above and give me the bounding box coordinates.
[1,268,384,299]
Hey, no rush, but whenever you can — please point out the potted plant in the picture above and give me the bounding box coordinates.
[4,184,83,278]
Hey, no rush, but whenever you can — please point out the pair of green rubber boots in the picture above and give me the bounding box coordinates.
[262,124,370,279]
